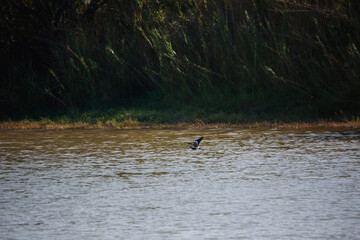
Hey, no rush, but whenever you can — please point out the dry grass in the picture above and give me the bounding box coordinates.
[1,119,359,130]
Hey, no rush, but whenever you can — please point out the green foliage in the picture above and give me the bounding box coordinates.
[1,0,359,119]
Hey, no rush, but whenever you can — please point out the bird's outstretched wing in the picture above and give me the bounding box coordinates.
[189,137,203,149]
[195,137,203,145]
[187,137,203,145]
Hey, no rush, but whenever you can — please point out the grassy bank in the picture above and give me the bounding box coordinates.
[1,1,359,120]
[1,107,359,130]
[2,119,360,130]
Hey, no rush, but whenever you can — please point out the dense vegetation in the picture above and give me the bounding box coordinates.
[1,0,359,122]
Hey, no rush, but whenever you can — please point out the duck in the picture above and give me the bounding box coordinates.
[189,137,203,150]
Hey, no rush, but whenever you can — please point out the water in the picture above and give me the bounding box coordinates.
[0,128,359,239]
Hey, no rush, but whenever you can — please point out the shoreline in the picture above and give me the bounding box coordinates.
[1,120,359,130]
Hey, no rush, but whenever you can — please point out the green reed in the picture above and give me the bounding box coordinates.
[1,0,359,121]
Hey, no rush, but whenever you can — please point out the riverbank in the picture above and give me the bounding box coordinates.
[0,106,357,130]
[2,107,359,130]
[1,119,359,130]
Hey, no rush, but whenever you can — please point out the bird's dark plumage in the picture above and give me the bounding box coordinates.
[189,137,203,150]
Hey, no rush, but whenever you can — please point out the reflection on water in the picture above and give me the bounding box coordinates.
[0,128,359,239]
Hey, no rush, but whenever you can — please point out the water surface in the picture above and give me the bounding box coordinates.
[1,128,359,239]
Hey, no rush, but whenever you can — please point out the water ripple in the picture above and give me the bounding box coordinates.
[0,128,359,239]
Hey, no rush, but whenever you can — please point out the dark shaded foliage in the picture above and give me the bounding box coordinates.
[1,0,359,118]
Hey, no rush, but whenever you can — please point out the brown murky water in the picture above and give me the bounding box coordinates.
[1,128,359,239]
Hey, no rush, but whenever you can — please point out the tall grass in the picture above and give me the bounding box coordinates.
[1,0,359,119]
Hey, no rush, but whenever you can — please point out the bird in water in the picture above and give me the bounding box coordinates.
[188,137,203,150]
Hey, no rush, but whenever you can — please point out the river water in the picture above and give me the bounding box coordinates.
[0,128,359,239]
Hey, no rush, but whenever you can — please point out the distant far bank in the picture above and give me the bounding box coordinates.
[1,119,359,130]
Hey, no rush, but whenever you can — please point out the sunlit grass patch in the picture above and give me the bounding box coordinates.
[1,108,359,130]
